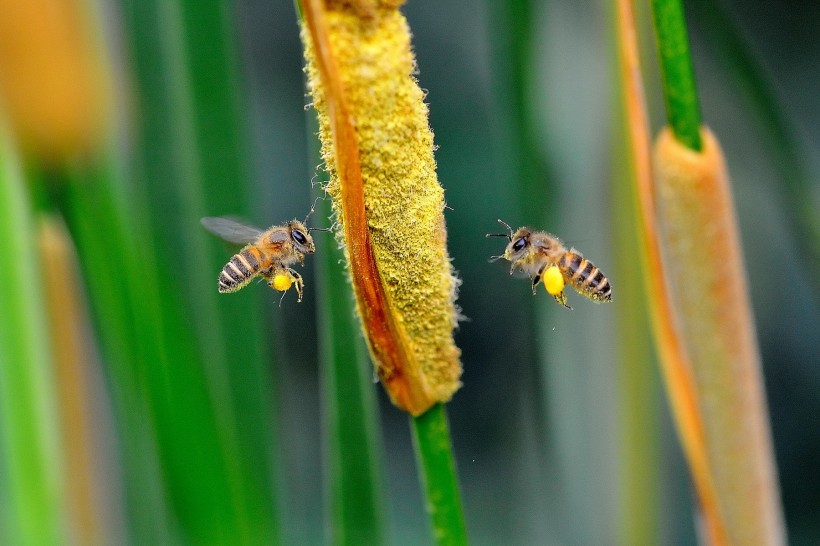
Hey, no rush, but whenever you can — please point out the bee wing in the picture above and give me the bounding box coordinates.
[531,236,559,255]
[201,216,264,244]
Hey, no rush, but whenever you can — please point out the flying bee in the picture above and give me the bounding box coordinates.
[487,220,612,310]
[201,210,330,302]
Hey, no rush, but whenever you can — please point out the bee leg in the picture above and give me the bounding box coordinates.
[286,268,304,303]
[531,262,554,295]
[553,291,573,310]
[258,268,274,284]
[259,269,282,300]
[531,272,542,295]
[509,259,521,276]
[261,268,305,303]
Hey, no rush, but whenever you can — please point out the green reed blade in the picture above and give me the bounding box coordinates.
[116,0,280,542]
[0,129,66,544]
[59,153,178,543]
[315,193,388,545]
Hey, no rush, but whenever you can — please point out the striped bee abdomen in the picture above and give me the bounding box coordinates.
[560,250,612,303]
[218,247,263,293]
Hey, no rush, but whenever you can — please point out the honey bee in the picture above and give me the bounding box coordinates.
[488,220,612,310]
[201,212,329,302]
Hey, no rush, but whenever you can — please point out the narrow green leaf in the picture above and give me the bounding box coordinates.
[0,128,66,544]
[60,152,191,544]
[411,405,468,546]
[116,0,280,541]
[610,7,664,542]
[316,194,387,545]
[486,0,552,459]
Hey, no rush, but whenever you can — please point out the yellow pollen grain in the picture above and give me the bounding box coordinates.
[543,265,565,296]
[273,274,293,292]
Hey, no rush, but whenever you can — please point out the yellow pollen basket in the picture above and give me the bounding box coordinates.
[272,274,293,292]
[543,266,565,296]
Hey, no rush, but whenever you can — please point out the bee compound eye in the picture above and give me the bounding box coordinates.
[292,229,307,245]
[512,238,526,252]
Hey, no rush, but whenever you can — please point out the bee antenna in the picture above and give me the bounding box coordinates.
[308,227,332,233]
[303,196,322,224]
[486,218,514,241]
[497,219,514,236]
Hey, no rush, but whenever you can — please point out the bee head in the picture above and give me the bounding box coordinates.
[288,220,316,255]
[505,228,532,260]
[487,219,530,262]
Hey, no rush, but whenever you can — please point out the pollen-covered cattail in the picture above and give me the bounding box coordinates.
[300,0,461,416]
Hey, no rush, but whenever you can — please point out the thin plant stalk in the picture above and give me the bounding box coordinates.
[411,405,468,546]
[487,0,552,440]
[611,12,661,541]
[55,154,166,543]
[60,154,189,544]
[489,0,552,224]
[649,0,703,151]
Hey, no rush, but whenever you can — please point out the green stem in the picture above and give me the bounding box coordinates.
[650,0,703,151]
[411,405,468,546]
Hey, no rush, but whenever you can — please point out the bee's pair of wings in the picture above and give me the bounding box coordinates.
[201,217,263,245]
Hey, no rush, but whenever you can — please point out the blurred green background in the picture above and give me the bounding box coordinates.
[0,0,817,544]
